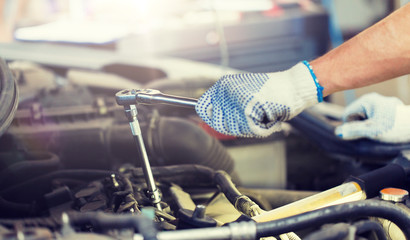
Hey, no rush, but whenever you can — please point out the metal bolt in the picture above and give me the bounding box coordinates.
[192,205,206,219]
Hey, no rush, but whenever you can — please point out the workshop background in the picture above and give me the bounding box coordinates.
[1,0,408,106]
[0,0,409,189]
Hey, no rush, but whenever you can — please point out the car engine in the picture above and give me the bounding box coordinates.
[1,44,410,240]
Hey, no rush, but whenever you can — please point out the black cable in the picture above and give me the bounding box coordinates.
[214,171,241,202]
[255,200,410,239]
[214,170,260,217]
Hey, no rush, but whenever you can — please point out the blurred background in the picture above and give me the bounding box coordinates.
[0,0,409,190]
[1,0,407,105]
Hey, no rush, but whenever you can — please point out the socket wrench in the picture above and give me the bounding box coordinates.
[116,89,198,211]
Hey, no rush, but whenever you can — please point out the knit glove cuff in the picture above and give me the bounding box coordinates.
[280,61,322,117]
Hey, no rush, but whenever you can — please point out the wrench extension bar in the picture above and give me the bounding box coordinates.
[116,89,197,108]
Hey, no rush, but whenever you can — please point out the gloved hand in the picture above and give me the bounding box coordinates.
[195,61,323,137]
[335,93,410,143]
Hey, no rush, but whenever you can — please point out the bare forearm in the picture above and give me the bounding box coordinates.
[311,3,410,97]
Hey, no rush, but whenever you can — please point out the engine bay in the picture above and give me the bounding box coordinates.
[1,44,410,240]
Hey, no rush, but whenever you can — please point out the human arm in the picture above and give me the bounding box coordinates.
[196,4,410,138]
[312,3,410,97]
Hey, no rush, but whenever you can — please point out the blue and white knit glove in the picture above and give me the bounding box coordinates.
[195,61,323,137]
[335,93,410,143]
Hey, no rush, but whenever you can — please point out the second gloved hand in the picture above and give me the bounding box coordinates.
[195,62,323,137]
[335,93,410,143]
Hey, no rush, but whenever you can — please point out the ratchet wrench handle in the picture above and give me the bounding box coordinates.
[116,89,197,108]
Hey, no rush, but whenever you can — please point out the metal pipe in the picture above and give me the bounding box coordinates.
[125,105,162,211]
[133,221,257,240]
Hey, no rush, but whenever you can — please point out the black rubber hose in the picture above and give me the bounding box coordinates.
[68,211,158,240]
[0,152,60,190]
[0,58,18,137]
[350,162,407,198]
[0,169,113,203]
[255,200,410,239]
[0,196,33,218]
[304,223,350,240]
[110,117,235,174]
[304,220,387,240]
[354,220,387,240]
[149,117,234,174]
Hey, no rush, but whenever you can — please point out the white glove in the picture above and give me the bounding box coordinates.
[335,93,410,143]
[195,61,323,137]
